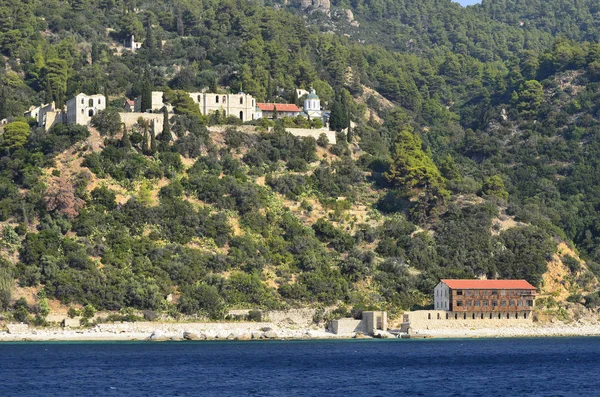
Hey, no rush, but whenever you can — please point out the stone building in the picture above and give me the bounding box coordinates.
[65,93,106,126]
[189,92,256,122]
[434,279,537,319]
[25,102,63,131]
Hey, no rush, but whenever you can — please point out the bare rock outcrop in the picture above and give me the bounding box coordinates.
[299,0,331,17]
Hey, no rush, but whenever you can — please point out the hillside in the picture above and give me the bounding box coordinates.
[1,0,600,325]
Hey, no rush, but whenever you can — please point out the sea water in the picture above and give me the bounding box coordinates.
[1,338,599,396]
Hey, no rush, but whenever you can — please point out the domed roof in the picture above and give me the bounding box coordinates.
[306,89,319,100]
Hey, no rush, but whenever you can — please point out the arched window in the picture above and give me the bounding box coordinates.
[89,99,94,107]
[239,111,244,120]
[472,313,475,319]
[240,97,243,105]
[524,312,528,319]
[507,313,510,319]
[98,98,101,105]
[481,313,484,319]
[223,96,226,103]
[463,313,466,320]
[216,96,219,103]
[515,313,519,319]
[489,313,493,319]
[454,313,458,320]
[81,98,84,104]
[498,313,501,319]
[88,109,94,117]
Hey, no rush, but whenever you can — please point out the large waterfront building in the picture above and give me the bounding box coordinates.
[434,279,537,319]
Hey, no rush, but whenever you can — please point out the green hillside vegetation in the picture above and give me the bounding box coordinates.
[1,0,600,323]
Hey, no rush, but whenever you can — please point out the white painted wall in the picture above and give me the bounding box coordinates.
[434,282,450,310]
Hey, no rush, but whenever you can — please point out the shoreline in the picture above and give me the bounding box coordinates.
[2,321,600,342]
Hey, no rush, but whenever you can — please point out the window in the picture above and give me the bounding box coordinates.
[474,301,480,307]
[437,313,440,320]
[515,313,519,319]
[456,301,463,307]
[498,313,501,319]
[472,313,475,319]
[81,109,84,114]
[81,98,84,104]
[198,95,201,102]
[500,301,507,307]
[482,300,489,307]
[489,313,493,319]
[216,96,219,103]
[492,301,498,307]
[500,290,507,296]
[240,111,244,120]
[466,301,472,307]
[456,290,463,296]
[518,300,523,307]
[446,313,449,320]
[252,99,254,106]
[223,96,226,103]
[492,290,498,296]
[463,313,467,319]
[507,313,510,319]
[455,313,458,319]
[524,313,528,319]
[428,313,431,320]
[88,109,94,117]
[98,99,101,105]
[240,97,243,104]
[527,300,534,307]
[466,290,473,296]
[509,300,515,306]
[481,313,484,319]
[89,99,94,107]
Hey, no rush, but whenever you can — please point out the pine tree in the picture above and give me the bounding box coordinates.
[346,107,352,143]
[267,75,273,102]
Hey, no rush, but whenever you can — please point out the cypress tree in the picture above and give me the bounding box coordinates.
[121,123,131,150]
[150,123,157,154]
[160,107,171,143]
[140,70,152,112]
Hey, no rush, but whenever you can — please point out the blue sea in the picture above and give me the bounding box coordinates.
[1,338,599,396]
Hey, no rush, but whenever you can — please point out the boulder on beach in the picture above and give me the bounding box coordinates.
[262,330,278,339]
[148,330,169,341]
[183,331,200,341]
[235,333,252,341]
[251,331,263,340]
[226,333,236,340]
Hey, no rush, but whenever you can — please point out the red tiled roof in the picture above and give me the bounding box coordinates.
[257,103,300,112]
[441,279,536,290]
[125,99,134,106]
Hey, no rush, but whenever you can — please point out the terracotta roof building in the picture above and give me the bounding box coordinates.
[256,103,301,119]
[434,279,537,320]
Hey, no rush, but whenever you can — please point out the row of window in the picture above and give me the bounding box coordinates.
[455,300,534,307]
[428,312,529,320]
[197,95,253,106]
[456,289,532,296]
[81,98,102,106]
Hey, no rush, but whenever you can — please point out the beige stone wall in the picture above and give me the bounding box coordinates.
[120,112,164,134]
[402,310,534,332]
[331,319,364,335]
[284,128,337,144]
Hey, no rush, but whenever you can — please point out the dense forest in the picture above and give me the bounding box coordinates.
[1,0,600,323]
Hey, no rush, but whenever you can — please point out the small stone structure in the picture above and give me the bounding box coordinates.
[62,318,81,328]
[331,311,388,336]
